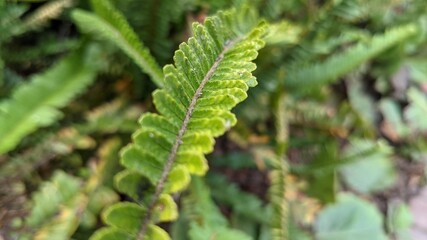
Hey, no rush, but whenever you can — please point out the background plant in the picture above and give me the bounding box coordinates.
[1,0,427,239]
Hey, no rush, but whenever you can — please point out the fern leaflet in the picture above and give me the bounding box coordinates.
[91,7,266,240]
[285,24,417,92]
[270,83,289,240]
[183,177,252,240]
[0,45,100,155]
[71,0,164,87]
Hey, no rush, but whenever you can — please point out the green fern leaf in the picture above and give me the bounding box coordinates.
[20,0,73,33]
[0,45,100,155]
[115,0,186,64]
[270,86,289,240]
[285,24,418,92]
[23,170,82,240]
[71,0,164,87]
[184,177,253,240]
[92,6,266,240]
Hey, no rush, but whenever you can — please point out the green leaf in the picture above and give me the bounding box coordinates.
[207,173,267,224]
[93,6,266,239]
[379,98,410,138]
[305,141,338,203]
[285,24,418,92]
[407,58,427,83]
[155,194,178,222]
[346,73,377,128]
[387,202,413,240]
[26,171,81,227]
[184,177,253,240]
[339,139,396,193]
[24,171,83,240]
[315,194,388,240]
[71,0,163,87]
[90,228,131,240]
[405,87,427,132]
[0,46,100,154]
[102,202,146,235]
[114,170,154,202]
[164,165,191,193]
[146,225,171,240]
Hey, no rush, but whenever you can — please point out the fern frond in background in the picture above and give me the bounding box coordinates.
[19,139,121,240]
[115,0,186,64]
[0,0,73,43]
[270,82,289,240]
[24,170,82,240]
[0,45,101,155]
[91,6,266,240]
[285,24,418,92]
[20,0,73,33]
[2,0,427,239]
[72,0,164,87]
[183,177,252,240]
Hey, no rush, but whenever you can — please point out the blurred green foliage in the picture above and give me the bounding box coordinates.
[1,0,427,239]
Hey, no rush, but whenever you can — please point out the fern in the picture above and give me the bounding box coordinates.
[91,6,266,240]
[25,170,82,239]
[23,139,121,240]
[285,24,417,92]
[0,3,28,42]
[115,0,185,64]
[0,45,100,155]
[183,177,252,240]
[20,0,73,32]
[71,0,164,87]
[207,173,267,224]
[270,85,289,240]
[0,0,72,43]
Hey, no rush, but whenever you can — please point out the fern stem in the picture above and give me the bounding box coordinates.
[270,69,289,240]
[137,39,238,239]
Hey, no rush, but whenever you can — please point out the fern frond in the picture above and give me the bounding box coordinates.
[115,0,185,64]
[269,156,289,239]
[21,0,73,32]
[183,177,252,240]
[0,3,28,42]
[71,0,164,87]
[92,6,266,240]
[285,24,417,92]
[25,170,82,232]
[207,173,267,224]
[270,87,289,240]
[24,139,121,239]
[0,45,100,155]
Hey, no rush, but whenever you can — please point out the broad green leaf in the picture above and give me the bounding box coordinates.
[315,194,388,240]
[387,202,412,240]
[407,58,427,83]
[189,223,253,240]
[405,87,427,131]
[339,139,396,193]
[379,98,410,139]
